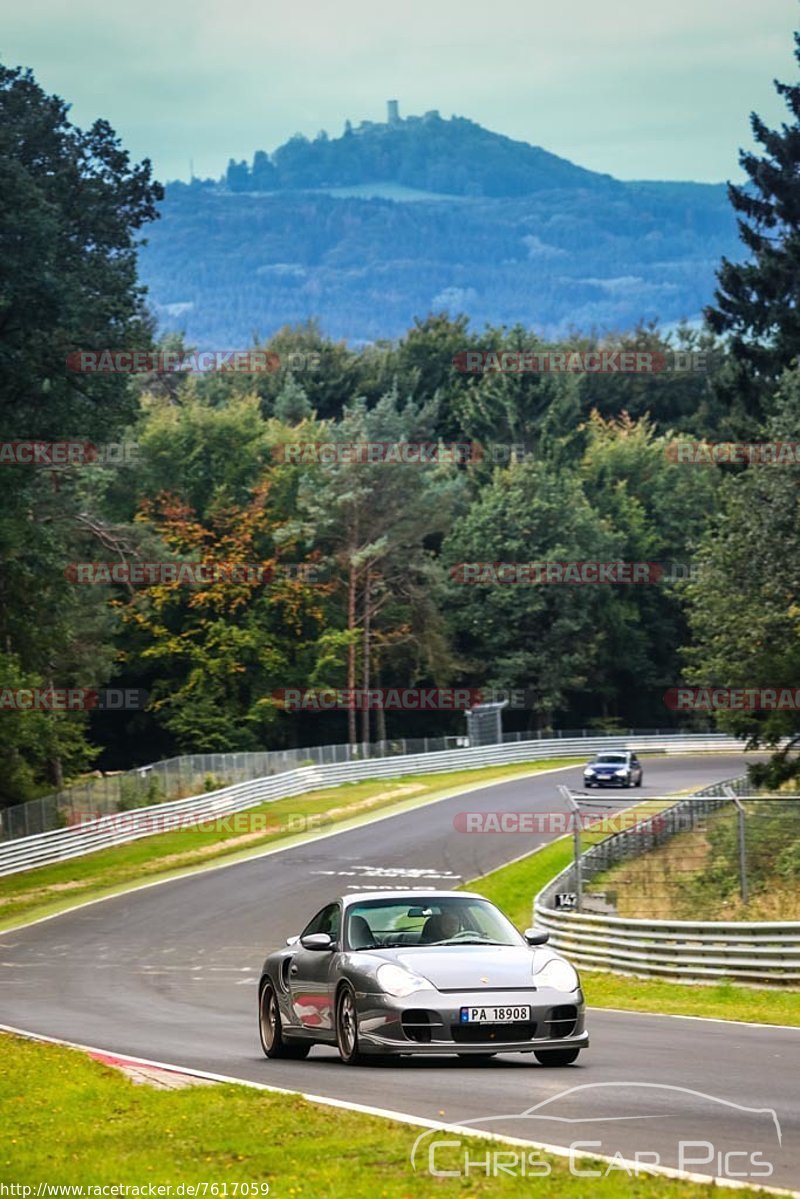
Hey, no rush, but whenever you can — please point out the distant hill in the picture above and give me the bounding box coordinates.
[221,111,620,197]
[137,110,741,344]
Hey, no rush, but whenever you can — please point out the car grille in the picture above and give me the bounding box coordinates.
[401,1009,443,1043]
[544,1005,578,1038]
[450,1022,538,1043]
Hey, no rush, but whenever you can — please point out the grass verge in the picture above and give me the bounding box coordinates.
[0,1032,777,1198]
[0,758,580,933]
[582,972,800,1025]
[465,812,800,1027]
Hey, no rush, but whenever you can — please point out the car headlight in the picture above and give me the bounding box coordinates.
[377,963,433,997]
[615,769,628,776]
[534,956,579,992]
[584,767,595,775]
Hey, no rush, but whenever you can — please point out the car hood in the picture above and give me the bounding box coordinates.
[367,944,542,990]
[588,762,627,770]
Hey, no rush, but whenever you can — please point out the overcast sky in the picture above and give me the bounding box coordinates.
[3,0,798,184]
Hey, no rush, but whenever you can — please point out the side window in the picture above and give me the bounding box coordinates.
[301,903,341,943]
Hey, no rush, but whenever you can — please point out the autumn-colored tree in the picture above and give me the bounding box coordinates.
[120,482,331,751]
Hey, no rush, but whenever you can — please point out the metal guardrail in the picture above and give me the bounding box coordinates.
[0,733,744,877]
[534,908,800,985]
[0,726,705,842]
[535,777,800,985]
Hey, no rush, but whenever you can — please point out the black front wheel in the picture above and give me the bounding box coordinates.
[534,1048,581,1066]
[336,983,366,1065]
[259,983,310,1060]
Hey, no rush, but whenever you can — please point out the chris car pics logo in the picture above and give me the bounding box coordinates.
[410,1083,781,1182]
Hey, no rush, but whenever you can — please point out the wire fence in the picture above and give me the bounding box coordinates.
[1,727,712,842]
[535,780,800,982]
[552,780,800,922]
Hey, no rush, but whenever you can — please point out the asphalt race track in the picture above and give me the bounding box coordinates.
[2,754,799,1190]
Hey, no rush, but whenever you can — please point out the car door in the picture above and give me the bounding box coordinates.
[288,902,341,1033]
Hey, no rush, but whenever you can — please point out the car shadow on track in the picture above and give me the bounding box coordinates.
[254,1049,582,1070]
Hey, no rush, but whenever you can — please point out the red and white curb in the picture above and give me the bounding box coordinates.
[85,1049,215,1089]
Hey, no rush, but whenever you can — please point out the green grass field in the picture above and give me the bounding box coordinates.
[0,1032,778,1198]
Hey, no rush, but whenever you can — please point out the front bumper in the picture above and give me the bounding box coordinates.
[354,986,588,1056]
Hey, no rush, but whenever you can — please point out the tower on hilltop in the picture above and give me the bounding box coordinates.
[387,99,400,125]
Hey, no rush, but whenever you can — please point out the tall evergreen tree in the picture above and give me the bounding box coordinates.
[0,63,162,801]
[705,30,800,421]
[274,375,311,425]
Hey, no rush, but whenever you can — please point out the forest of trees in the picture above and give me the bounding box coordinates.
[2,34,800,808]
[140,178,739,345]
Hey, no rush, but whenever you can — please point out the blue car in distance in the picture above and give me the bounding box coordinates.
[583,751,643,788]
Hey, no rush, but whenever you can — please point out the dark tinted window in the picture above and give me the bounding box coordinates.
[301,903,341,942]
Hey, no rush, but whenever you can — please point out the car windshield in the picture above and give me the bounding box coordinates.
[593,754,628,764]
[345,896,523,949]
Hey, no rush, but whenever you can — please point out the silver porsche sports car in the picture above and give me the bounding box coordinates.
[258,890,588,1065]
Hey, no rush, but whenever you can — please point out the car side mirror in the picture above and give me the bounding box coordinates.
[524,929,550,946]
[285,935,300,946]
[300,932,334,951]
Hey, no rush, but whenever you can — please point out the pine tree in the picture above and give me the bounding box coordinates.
[274,374,311,424]
[705,30,800,414]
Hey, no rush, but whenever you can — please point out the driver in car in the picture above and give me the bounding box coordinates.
[420,910,461,943]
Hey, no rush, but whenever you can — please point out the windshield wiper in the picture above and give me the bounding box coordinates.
[436,938,508,946]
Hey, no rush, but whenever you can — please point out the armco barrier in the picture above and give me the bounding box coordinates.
[0,733,745,878]
[534,903,800,985]
[534,778,800,985]
[1,726,709,842]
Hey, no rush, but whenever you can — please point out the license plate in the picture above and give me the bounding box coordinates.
[460,1005,531,1024]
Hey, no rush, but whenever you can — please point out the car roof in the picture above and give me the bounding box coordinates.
[340,889,484,907]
